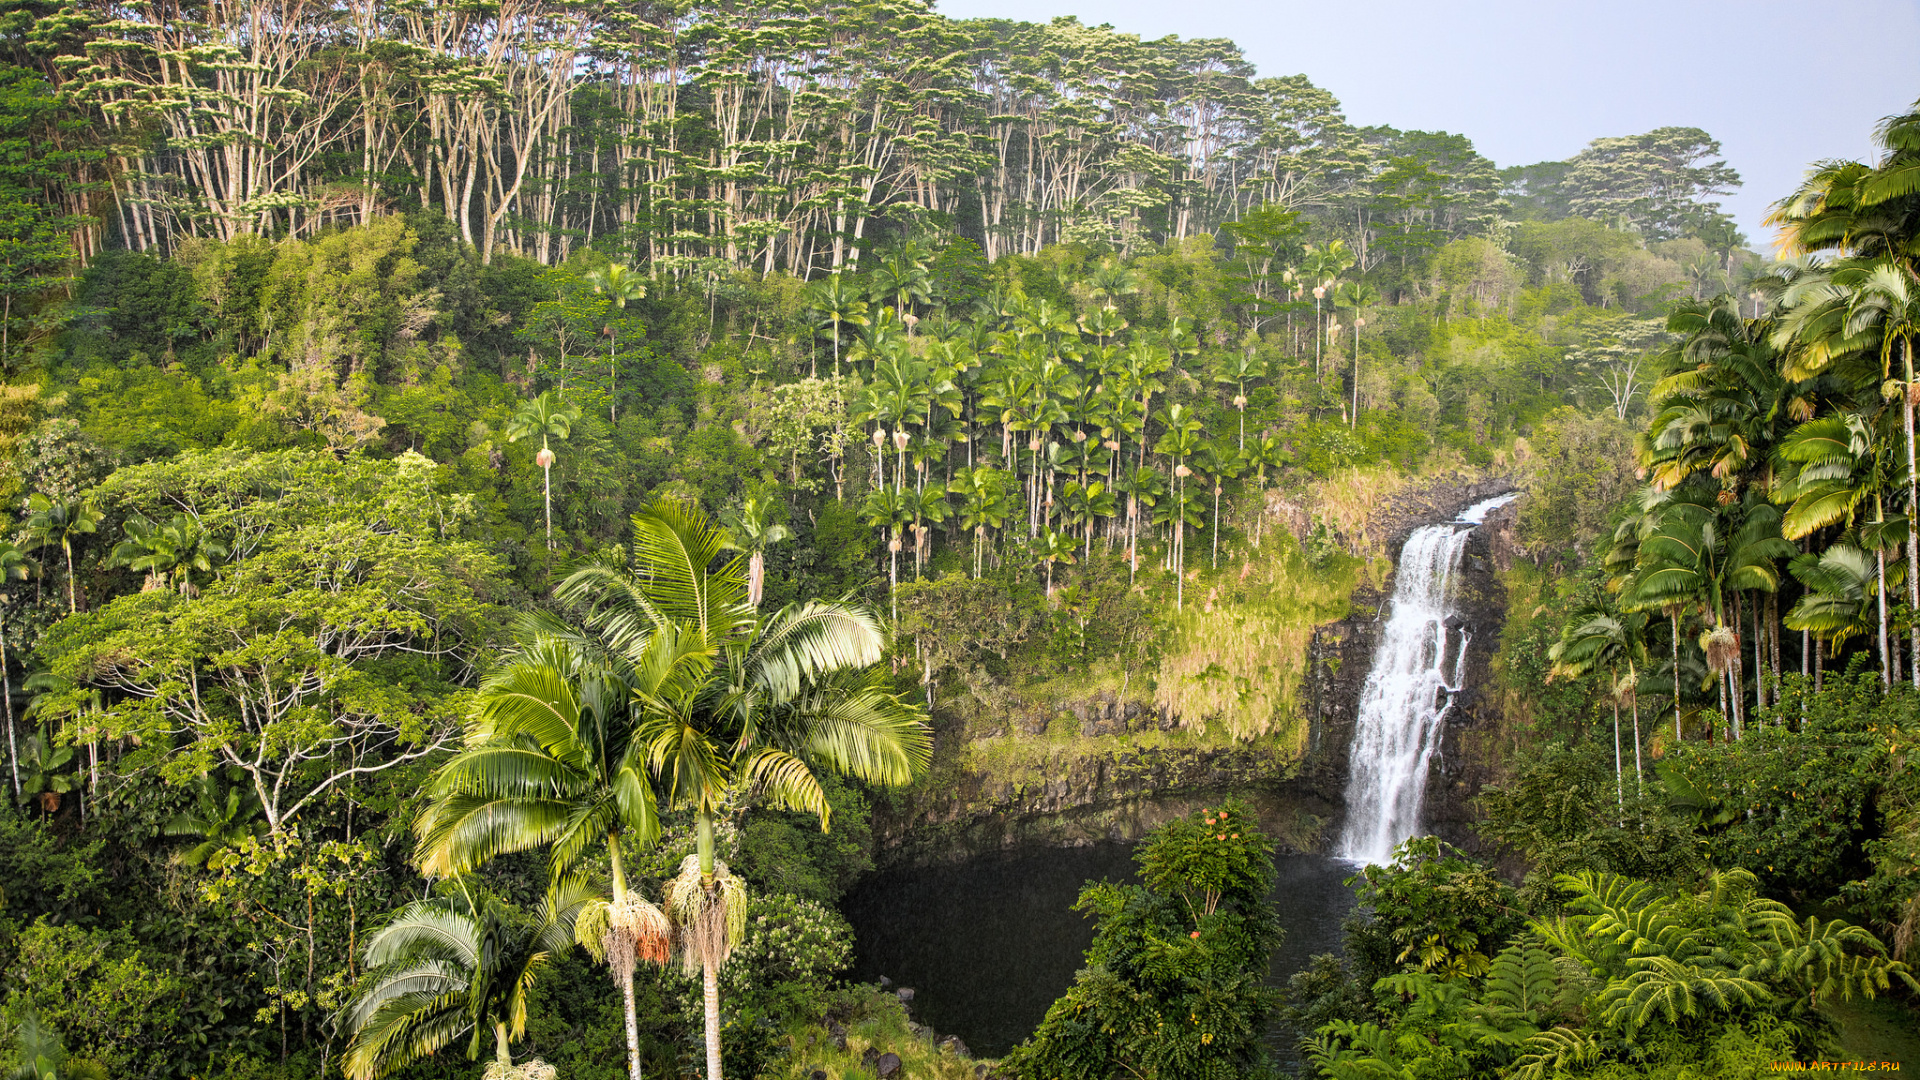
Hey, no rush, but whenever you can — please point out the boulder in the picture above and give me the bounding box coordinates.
[875,1052,903,1078]
[1014,710,1049,736]
[896,986,915,1004]
[938,1035,971,1057]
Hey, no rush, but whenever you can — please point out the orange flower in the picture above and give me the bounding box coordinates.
[1190,931,1200,939]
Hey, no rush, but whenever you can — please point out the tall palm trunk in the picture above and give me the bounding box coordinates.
[1630,694,1643,795]
[1906,349,1918,686]
[1670,608,1681,741]
[697,814,723,1080]
[609,835,644,1080]
[2,619,14,801]
[1611,699,1622,813]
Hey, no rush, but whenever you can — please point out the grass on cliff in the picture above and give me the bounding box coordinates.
[1155,534,1386,743]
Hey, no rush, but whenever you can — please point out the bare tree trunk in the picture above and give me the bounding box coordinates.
[2,620,15,800]
[1671,608,1682,741]
[703,908,723,1080]
[1906,345,1919,687]
[1612,700,1623,819]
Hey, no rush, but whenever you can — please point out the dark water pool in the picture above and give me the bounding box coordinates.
[842,844,1358,1060]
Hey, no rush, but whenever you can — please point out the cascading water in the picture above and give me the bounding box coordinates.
[1336,493,1516,865]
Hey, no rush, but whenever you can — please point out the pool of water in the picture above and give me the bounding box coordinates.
[842,844,1359,1060]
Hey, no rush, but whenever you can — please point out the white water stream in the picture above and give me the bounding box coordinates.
[1336,493,1516,865]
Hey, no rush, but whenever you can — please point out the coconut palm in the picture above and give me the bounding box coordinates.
[585,263,648,423]
[413,630,663,1080]
[554,500,931,1080]
[21,494,102,614]
[721,497,791,607]
[0,539,33,800]
[505,392,582,550]
[341,879,596,1080]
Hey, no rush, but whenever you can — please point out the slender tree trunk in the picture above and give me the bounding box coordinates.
[2,620,15,801]
[1906,342,1918,687]
[696,814,723,1080]
[1612,700,1623,818]
[1878,542,1891,688]
[1671,609,1682,741]
[609,835,644,1080]
[1630,694,1642,795]
[703,953,722,1080]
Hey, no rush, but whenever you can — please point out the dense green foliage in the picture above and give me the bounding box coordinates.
[0,0,1914,1069]
[1003,802,1283,1080]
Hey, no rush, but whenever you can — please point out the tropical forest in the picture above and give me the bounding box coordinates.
[0,0,1916,1076]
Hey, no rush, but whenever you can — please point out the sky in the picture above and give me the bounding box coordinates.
[934,0,1920,248]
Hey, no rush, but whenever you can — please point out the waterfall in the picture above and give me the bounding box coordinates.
[1336,494,1515,865]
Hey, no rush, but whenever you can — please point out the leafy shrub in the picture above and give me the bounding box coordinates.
[1003,800,1282,1080]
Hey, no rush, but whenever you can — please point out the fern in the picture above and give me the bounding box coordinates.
[1507,1027,1600,1080]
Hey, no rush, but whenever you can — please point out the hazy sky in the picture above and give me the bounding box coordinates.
[935,0,1920,247]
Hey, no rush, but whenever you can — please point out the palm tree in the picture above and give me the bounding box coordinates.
[342,879,596,1080]
[721,497,791,608]
[1212,352,1266,450]
[1194,440,1243,569]
[1629,490,1793,738]
[1035,526,1077,597]
[1333,281,1381,428]
[505,392,582,550]
[414,628,664,1080]
[1783,544,1880,666]
[22,495,102,614]
[109,514,227,594]
[860,487,913,621]
[163,774,268,868]
[16,728,75,816]
[585,263,648,423]
[1549,606,1650,810]
[1243,435,1286,547]
[0,539,33,801]
[1154,405,1203,610]
[1118,465,1167,584]
[554,500,930,1080]
[806,273,869,378]
[8,1012,107,1080]
[955,466,1010,578]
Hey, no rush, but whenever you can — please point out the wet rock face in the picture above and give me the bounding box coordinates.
[1290,490,1523,857]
